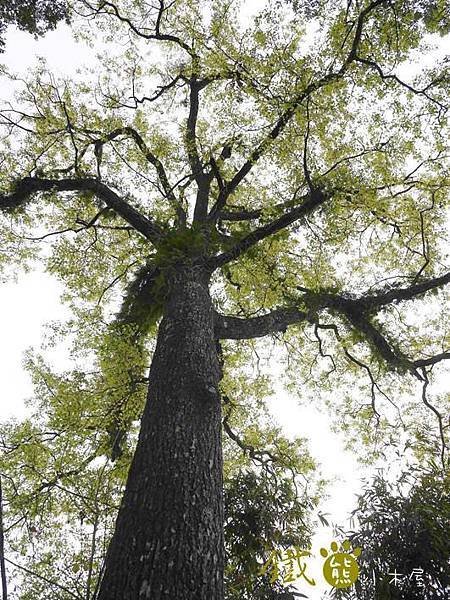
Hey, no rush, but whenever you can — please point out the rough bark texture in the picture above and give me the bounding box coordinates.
[97,265,224,600]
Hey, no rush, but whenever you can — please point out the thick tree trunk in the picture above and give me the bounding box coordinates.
[97,266,224,600]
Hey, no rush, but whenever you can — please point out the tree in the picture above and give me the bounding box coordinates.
[333,463,450,599]
[0,1,69,51]
[224,464,315,599]
[0,0,449,598]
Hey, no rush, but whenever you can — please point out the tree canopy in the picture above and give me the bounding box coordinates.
[0,0,449,598]
[0,1,69,50]
[334,463,450,599]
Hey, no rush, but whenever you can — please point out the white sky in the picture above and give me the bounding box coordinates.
[1,10,447,598]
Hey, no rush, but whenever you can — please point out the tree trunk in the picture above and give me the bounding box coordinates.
[97,265,224,599]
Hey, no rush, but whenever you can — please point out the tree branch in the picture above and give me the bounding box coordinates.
[87,0,194,55]
[188,78,212,223]
[214,308,309,340]
[419,369,447,469]
[0,177,164,243]
[216,191,305,222]
[218,0,388,202]
[210,189,328,269]
[4,557,81,600]
[128,72,184,107]
[82,126,185,221]
[413,352,450,368]
[9,208,116,241]
[222,415,279,466]
[354,55,447,112]
[360,272,450,309]
[215,272,450,376]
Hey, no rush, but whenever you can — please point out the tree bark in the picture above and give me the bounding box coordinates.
[97,265,224,600]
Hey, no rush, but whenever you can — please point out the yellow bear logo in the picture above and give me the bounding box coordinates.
[320,540,361,589]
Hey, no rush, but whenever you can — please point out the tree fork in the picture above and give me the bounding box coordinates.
[97,265,224,600]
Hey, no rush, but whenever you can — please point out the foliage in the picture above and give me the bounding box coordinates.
[224,469,313,599]
[332,463,450,600]
[0,0,449,597]
[0,0,69,50]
